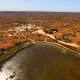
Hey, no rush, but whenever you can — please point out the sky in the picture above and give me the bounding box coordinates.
[0,0,80,12]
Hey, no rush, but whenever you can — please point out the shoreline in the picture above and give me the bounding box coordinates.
[0,41,80,63]
[0,42,33,62]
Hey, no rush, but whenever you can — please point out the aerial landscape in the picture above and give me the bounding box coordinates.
[0,11,80,80]
[0,0,80,80]
[0,12,80,54]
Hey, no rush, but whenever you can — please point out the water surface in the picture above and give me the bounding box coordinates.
[0,42,80,80]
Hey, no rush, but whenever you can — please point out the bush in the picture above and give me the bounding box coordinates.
[62,34,72,43]
[44,29,53,34]
[0,48,5,52]
[51,28,59,32]
[15,42,22,46]
[44,27,59,34]
[48,30,53,34]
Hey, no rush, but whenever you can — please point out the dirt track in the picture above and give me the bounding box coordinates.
[33,29,80,49]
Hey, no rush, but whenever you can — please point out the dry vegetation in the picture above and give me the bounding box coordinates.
[0,12,80,53]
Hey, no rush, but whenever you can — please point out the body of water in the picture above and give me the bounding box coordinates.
[0,42,80,80]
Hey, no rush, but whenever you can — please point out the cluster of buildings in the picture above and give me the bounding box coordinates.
[0,23,42,49]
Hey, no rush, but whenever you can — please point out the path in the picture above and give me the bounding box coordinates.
[33,29,80,48]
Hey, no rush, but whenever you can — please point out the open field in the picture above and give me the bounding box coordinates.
[0,12,80,53]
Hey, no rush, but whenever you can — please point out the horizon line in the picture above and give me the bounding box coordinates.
[0,11,80,13]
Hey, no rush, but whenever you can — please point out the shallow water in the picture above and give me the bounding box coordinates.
[0,42,80,80]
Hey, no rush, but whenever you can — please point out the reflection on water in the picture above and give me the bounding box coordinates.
[0,60,17,80]
[0,42,80,80]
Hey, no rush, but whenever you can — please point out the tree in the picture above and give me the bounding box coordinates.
[44,27,59,34]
